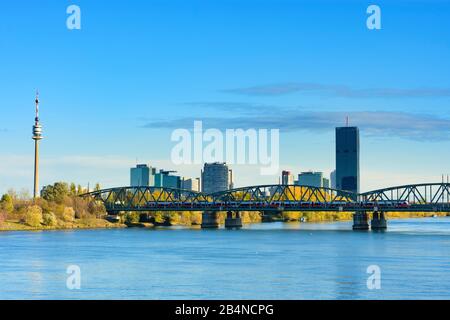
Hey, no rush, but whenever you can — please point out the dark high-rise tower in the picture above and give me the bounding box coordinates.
[335,126,359,194]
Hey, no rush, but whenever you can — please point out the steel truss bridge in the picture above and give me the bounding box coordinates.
[82,183,450,214]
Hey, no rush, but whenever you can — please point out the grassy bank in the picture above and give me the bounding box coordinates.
[0,182,125,232]
[0,218,126,232]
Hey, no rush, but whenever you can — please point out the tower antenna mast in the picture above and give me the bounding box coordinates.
[32,90,43,200]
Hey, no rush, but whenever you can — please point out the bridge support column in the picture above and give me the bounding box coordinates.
[353,212,369,230]
[371,211,387,230]
[201,211,219,229]
[225,211,243,229]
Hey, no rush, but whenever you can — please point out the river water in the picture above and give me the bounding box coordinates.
[1,217,450,299]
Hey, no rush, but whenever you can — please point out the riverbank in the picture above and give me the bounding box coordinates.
[1,211,447,232]
[0,218,126,232]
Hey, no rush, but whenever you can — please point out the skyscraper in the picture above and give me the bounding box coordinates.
[335,126,360,193]
[201,162,229,194]
[130,164,156,186]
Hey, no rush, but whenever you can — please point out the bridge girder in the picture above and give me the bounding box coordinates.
[359,183,450,205]
[80,183,450,213]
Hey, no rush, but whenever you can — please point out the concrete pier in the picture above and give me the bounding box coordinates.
[353,212,369,230]
[371,211,387,230]
[225,211,243,229]
[201,211,219,229]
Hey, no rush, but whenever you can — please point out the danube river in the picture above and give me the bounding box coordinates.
[1,218,450,299]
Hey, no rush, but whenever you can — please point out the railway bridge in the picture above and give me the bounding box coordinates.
[82,183,450,230]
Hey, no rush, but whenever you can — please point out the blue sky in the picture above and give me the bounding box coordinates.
[1,0,450,194]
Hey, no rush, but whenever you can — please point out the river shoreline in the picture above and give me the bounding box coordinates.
[1,212,447,233]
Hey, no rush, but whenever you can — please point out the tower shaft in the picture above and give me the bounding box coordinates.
[33,139,39,199]
[32,91,43,200]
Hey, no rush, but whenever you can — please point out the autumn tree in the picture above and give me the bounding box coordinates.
[41,182,70,204]
[25,205,43,227]
[0,194,14,214]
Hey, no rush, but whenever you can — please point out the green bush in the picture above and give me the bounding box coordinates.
[124,212,140,224]
[42,212,57,226]
[41,182,69,204]
[25,205,43,227]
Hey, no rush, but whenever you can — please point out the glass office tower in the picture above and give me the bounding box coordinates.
[335,127,360,194]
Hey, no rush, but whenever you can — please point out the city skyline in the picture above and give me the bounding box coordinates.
[1,1,450,194]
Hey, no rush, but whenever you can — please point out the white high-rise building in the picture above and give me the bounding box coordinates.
[330,170,336,189]
[202,162,229,194]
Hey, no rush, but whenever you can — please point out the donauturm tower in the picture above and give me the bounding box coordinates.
[32,91,43,199]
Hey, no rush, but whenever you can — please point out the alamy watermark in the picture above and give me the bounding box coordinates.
[66,265,81,290]
[366,265,381,290]
[367,5,381,30]
[66,5,81,30]
[171,121,279,175]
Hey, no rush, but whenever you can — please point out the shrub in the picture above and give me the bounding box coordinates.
[0,194,14,214]
[124,212,140,224]
[42,212,57,227]
[25,205,43,227]
[63,207,75,222]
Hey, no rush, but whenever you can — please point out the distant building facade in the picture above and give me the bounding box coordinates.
[130,164,156,186]
[281,170,294,185]
[202,162,230,194]
[297,171,329,188]
[335,126,360,193]
[154,170,181,189]
[181,178,200,192]
[330,170,336,189]
[322,177,330,189]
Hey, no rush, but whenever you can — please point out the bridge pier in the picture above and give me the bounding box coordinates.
[353,212,369,230]
[225,211,243,229]
[371,211,387,230]
[201,211,219,229]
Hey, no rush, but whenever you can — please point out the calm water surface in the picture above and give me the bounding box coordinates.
[1,218,450,299]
